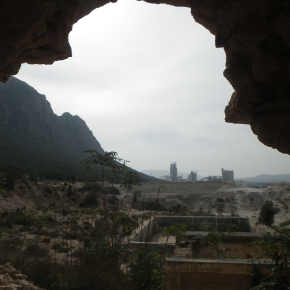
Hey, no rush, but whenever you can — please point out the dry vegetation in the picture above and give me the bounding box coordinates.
[0,177,167,290]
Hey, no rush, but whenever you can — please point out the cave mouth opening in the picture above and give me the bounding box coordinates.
[2,0,290,161]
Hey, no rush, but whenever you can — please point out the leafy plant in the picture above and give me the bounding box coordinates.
[80,191,99,207]
[199,230,226,258]
[258,200,279,226]
[79,182,102,192]
[162,223,187,248]
[82,150,122,188]
[249,219,290,289]
[128,250,165,290]
[107,186,121,195]
[43,186,53,194]
[5,172,15,190]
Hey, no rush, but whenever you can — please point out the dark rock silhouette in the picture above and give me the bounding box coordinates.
[0,77,104,171]
[0,0,290,154]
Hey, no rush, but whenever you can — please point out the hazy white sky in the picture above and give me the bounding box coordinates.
[16,0,290,178]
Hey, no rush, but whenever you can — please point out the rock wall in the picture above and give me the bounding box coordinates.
[0,263,42,290]
[165,258,278,290]
[0,0,290,154]
[155,216,251,232]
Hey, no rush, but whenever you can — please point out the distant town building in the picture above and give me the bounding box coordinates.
[187,171,197,182]
[221,168,234,182]
[170,162,178,181]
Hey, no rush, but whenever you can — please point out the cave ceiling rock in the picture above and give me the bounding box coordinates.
[1,0,290,154]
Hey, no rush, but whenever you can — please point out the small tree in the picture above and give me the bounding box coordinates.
[70,173,76,184]
[132,192,138,204]
[199,230,226,258]
[128,250,165,290]
[6,173,15,190]
[108,159,128,187]
[82,150,122,188]
[249,219,290,289]
[162,223,187,248]
[258,200,277,226]
[121,168,141,193]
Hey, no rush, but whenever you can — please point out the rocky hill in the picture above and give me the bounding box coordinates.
[0,77,104,174]
[236,174,290,183]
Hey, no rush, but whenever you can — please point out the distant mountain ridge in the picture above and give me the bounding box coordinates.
[0,77,160,182]
[142,170,290,183]
[0,76,104,173]
[236,174,290,183]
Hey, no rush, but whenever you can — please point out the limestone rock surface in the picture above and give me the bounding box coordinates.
[0,263,41,290]
[0,0,290,154]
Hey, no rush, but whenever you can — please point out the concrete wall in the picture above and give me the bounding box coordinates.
[128,241,175,254]
[125,217,176,253]
[165,258,276,290]
[249,219,274,234]
[130,217,155,242]
[131,181,231,196]
[155,216,250,232]
[191,235,262,259]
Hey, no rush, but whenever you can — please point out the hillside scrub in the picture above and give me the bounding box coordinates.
[0,204,166,290]
[0,161,167,290]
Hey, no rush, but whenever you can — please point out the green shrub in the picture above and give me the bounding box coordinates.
[10,212,36,227]
[169,204,185,213]
[106,186,121,195]
[140,200,166,211]
[25,244,49,258]
[67,185,72,194]
[133,193,137,203]
[43,215,54,223]
[258,200,278,226]
[249,219,290,289]
[19,226,31,232]
[42,237,51,243]
[52,241,70,253]
[70,218,78,224]
[69,196,78,203]
[82,221,92,230]
[62,231,79,240]
[5,173,15,190]
[48,230,60,238]
[67,189,77,197]
[43,186,53,194]
[80,192,99,207]
[108,196,118,205]
[80,182,102,192]
[0,217,13,228]
[128,250,165,290]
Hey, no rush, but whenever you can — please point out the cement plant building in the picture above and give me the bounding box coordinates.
[170,162,178,181]
[187,171,197,182]
[221,168,234,182]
